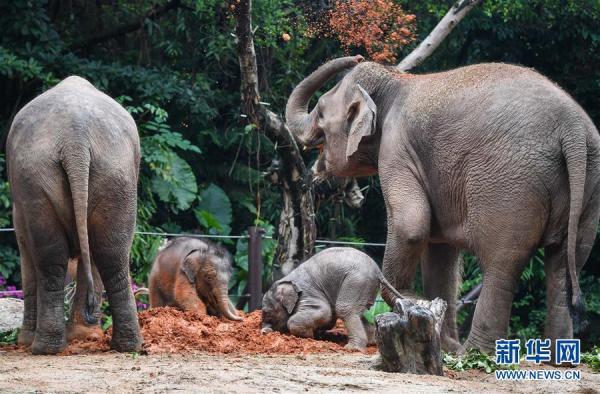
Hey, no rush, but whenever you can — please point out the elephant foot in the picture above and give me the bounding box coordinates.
[345,340,367,351]
[17,329,35,347]
[442,335,461,353]
[459,336,495,355]
[110,325,143,353]
[67,323,104,342]
[110,337,143,353]
[31,335,67,355]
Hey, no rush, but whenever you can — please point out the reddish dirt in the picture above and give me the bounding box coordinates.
[138,307,369,355]
[2,307,377,355]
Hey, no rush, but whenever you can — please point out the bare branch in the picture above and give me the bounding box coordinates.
[396,0,483,72]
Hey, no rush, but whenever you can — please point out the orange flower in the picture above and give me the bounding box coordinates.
[326,0,417,63]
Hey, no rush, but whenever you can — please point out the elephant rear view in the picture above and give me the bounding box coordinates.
[7,76,142,354]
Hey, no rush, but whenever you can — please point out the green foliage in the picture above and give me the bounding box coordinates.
[195,184,233,235]
[582,346,600,373]
[0,245,19,282]
[443,349,517,373]
[0,328,19,345]
[363,295,392,324]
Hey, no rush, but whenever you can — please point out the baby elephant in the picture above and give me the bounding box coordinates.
[149,237,242,321]
[261,247,400,349]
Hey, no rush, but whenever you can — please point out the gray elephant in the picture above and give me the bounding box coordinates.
[148,237,242,321]
[6,76,142,354]
[261,247,401,350]
[285,56,600,353]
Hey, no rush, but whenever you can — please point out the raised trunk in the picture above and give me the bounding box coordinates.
[285,56,363,145]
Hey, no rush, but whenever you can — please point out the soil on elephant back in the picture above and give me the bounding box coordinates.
[1,307,377,355]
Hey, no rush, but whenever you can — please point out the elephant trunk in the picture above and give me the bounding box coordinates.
[285,55,363,146]
[216,287,243,321]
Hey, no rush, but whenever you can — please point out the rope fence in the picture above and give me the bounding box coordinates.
[0,226,482,310]
[0,227,387,247]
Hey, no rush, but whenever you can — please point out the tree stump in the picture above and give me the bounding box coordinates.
[375,297,447,375]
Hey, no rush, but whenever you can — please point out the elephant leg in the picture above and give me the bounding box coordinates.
[362,316,376,346]
[380,172,431,299]
[14,207,36,347]
[342,313,369,350]
[175,280,207,315]
[336,272,379,350]
[544,198,599,343]
[462,252,529,354]
[93,245,142,352]
[23,208,70,355]
[67,258,104,341]
[288,306,332,339]
[149,286,165,308]
[421,244,461,352]
[544,242,572,344]
[89,193,142,352]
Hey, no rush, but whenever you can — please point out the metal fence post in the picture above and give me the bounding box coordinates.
[247,226,264,312]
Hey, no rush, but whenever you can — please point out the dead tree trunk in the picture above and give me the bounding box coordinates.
[396,0,483,72]
[233,0,315,278]
[376,298,447,375]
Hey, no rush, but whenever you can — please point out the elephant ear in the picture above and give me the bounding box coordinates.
[180,251,200,284]
[345,84,377,159]
[275,281,301,314]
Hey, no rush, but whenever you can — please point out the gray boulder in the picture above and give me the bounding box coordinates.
[0,298,23,333]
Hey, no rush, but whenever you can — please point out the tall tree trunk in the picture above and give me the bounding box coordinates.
[233,0,315,278]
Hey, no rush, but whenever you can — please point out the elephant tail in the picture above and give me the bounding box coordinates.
[562,133,586,320]
[62,145,99,325]
[378,274,404,307]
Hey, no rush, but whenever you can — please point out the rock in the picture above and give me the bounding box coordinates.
[375,297,447,375]
[0,298,23,333]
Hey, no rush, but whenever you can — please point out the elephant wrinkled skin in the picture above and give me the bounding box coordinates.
[148,237,242,321]
[7,76,143,354]
[286,57,600,353]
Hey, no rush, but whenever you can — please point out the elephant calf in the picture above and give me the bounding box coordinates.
[261,247,400,350]
[149,237,242,321]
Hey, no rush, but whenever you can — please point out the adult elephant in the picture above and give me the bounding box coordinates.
[7,76,142,354]
[285,56,600,353]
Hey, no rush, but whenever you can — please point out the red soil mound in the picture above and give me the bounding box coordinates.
[2,307,377,355]
[139,307,360,354]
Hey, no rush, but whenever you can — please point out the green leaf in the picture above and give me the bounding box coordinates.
[195,183,232,233]
[151,153,197,211]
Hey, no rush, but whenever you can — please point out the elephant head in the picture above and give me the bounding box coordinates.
[181,248,242,321]
[286,55,381,177]
[261,281,301,333]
